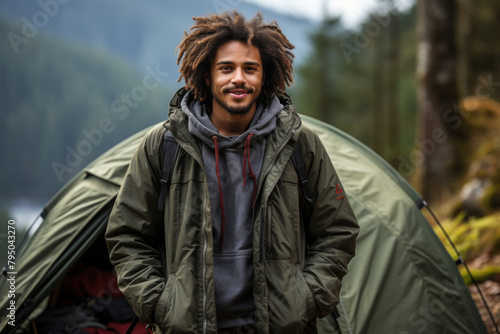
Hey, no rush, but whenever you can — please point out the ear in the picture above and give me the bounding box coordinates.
[205,72,211,86]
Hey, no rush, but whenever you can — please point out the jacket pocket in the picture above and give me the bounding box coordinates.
[153,269,199,333]
[266,262,317,333]
[166,178,204,271]
[295,266,317,321]
[154,273,176,326]
[267,179,300,260]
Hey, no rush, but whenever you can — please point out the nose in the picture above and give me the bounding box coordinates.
[231,68,246,85]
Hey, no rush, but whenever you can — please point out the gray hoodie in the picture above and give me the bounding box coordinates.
[181,91,283,329]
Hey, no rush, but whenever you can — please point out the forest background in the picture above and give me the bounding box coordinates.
[1,0,500,331]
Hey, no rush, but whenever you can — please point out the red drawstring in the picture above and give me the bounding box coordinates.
[243,132,257,208]
[213,136,226,251]
[213,133,257,251]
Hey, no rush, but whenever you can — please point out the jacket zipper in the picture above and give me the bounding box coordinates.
[259,129,296,263]
[176,128,209,333]
[201,190,209,334]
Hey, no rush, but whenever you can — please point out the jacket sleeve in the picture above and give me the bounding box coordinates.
[299,128,359,318]
[105,124,166,324]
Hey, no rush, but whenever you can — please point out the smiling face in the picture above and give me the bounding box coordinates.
[207,40,264,117]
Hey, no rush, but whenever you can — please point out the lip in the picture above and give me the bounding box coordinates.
[228,90,249,99]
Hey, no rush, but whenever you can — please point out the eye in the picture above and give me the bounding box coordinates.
[220,66,232,71]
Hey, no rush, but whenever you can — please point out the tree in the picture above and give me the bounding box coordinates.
[295,4,418,170]
[372,13,386,155]
[385,0,401,163]
[416,0,469,200]
[371,0,401,161]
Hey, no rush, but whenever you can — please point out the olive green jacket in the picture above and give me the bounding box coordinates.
[105,88,359,333]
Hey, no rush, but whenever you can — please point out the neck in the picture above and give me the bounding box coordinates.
[210,101,257,137]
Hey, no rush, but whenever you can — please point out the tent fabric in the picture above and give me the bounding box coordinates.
[303,115,486,333]
[0,129,147,332]
[0,117,488,333]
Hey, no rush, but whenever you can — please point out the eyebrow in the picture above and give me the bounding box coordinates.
[215,61,261,67]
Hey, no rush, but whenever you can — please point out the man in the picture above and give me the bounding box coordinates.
[106,11,359,334]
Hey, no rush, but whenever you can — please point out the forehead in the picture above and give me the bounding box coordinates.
[213,40,262,65]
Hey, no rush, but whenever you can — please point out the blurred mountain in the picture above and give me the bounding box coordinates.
[0,16,173,198]
[0,0,315,81]
[0,1,316,200]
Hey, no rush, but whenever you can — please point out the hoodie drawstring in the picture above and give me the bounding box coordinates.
[243,132,257,208]
[212,136,226,251]
[212,132,257,252]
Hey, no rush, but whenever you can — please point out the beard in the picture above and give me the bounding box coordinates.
[212,87,259,115]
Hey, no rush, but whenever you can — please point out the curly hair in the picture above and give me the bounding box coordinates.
[176,11,295,103]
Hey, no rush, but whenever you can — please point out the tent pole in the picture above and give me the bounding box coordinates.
[422,200,500,334]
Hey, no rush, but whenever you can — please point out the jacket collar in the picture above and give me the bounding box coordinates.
[164,87,302,159]
[166,87,300,132]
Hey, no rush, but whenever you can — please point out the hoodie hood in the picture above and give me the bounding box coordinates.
[180,90,283,149]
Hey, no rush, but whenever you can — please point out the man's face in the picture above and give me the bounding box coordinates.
[207,40,264,116]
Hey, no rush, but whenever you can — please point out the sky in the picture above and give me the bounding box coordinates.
[244,0,415,27]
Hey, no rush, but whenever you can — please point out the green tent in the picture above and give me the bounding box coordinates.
[0,115,488,333]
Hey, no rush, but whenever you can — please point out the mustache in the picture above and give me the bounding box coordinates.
[223,86,254,94]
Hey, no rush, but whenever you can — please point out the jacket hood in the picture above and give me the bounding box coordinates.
[178,90,283,150]
[165,87,303,163]
[166,87,301,141]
